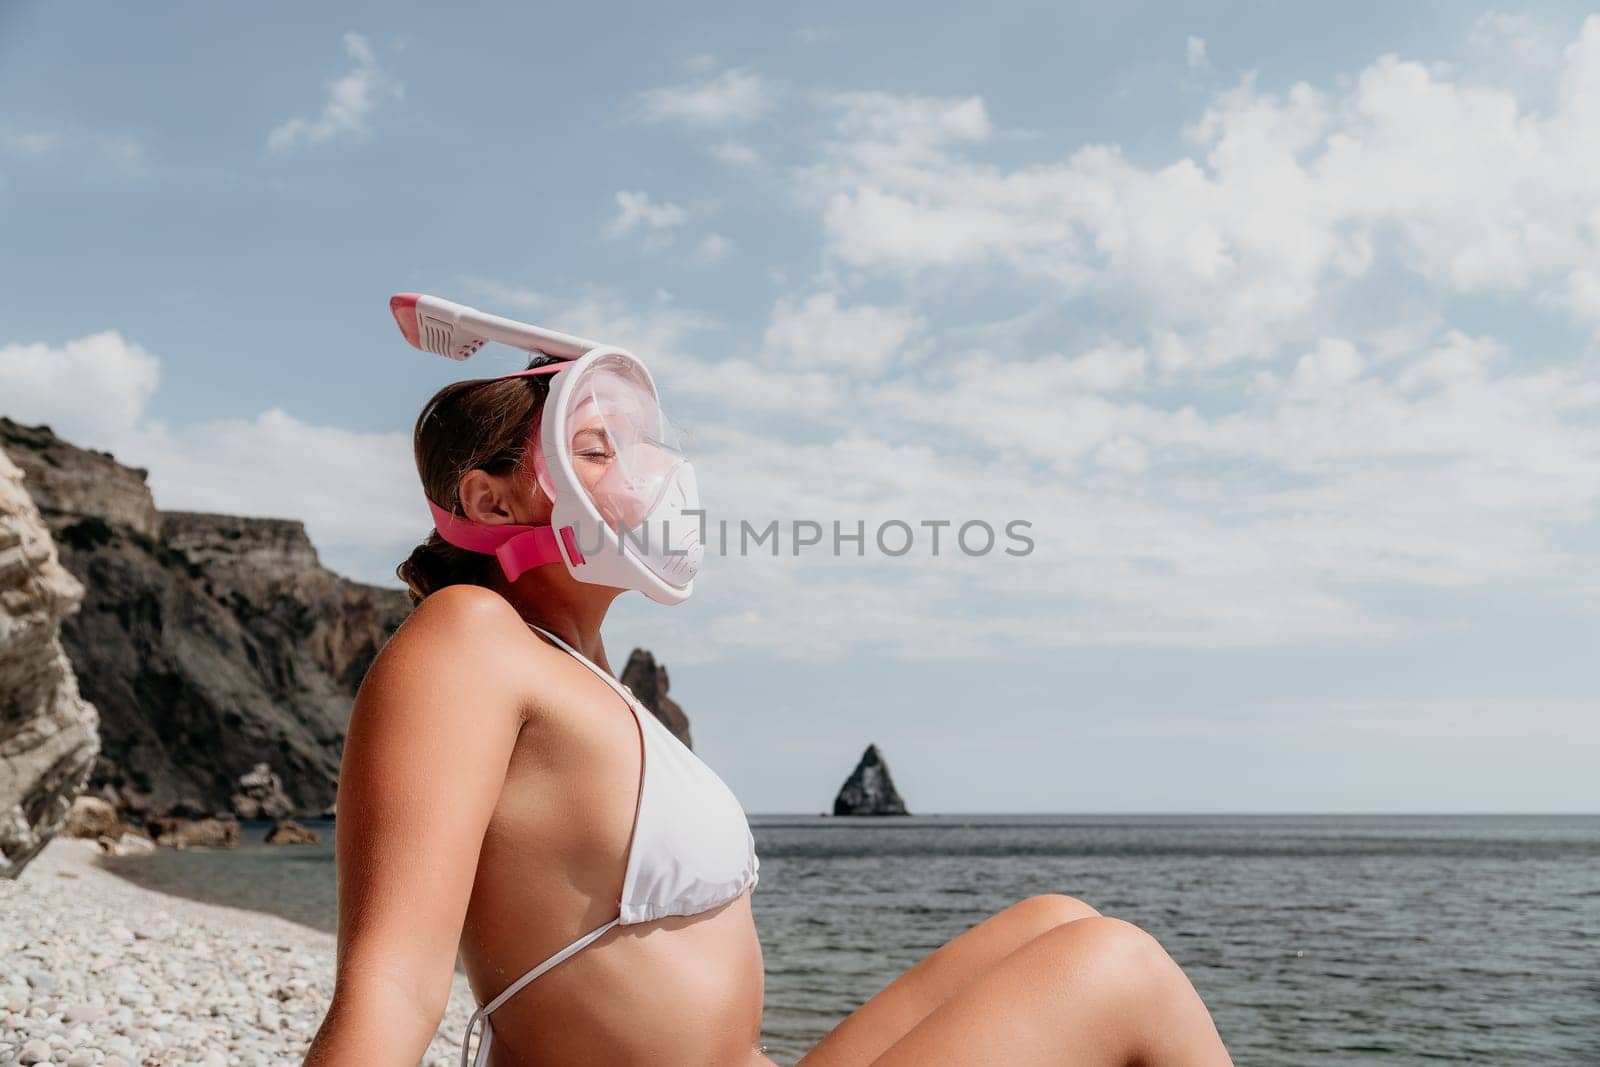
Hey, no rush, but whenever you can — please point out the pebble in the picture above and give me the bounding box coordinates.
[0,838,484,1065]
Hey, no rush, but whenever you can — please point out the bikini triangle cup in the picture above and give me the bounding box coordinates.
[459,624,760,1067]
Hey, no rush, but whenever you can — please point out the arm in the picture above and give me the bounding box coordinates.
[304,586,533,1066]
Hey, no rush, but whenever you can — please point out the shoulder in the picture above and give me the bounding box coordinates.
[400,582,527,641]
[360,585,562,720]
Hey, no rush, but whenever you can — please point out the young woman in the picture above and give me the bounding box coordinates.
[303,298,1233,1066]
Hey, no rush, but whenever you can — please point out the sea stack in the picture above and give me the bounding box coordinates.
[620,649,692,749]
[833,744,909,816]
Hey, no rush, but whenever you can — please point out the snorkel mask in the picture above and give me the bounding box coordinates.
[390,293,702,605]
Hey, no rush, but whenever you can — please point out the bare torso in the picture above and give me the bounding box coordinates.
[457,624,770,1066]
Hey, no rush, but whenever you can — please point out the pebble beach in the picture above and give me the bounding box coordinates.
[0,837,477,1067]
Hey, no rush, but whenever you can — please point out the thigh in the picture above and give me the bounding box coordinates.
[795,894,1098,1067]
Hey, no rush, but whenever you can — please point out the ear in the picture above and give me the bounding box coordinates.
[458,469,518,527]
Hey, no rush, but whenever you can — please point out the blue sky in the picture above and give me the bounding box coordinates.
[2,2,1596,812]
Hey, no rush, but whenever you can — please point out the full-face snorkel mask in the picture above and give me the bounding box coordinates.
[390,293,702,605]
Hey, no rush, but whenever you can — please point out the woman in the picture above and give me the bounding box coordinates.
[304,298,1233,1066]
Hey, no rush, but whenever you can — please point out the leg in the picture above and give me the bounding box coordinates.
[868,917,1232,1067]
[798,894,1100,1067]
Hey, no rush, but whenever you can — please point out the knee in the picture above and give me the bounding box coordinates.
[1038,916,1178,991]
[1004,893,1101,936]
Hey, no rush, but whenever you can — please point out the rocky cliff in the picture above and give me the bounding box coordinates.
[620,648,692,749]
[0,418,410,821]
[833,743,909,816]
[0,444,100,877]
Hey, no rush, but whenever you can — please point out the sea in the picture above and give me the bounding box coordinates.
[97,814,1600,1065]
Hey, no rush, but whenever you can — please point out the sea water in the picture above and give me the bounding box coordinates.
[100,814,1600,1065]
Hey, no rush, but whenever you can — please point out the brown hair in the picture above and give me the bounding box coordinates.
[396,355,563,605]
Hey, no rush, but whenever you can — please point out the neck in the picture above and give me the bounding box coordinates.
[490,566,623,671]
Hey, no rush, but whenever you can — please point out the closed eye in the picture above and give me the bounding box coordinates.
[572,428,613,459]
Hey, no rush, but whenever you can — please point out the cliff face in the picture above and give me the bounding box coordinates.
[0,419,410,820]
[0,444,100,877]
[833,744,909,816]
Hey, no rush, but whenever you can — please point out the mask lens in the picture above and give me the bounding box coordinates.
[566,355,685,531]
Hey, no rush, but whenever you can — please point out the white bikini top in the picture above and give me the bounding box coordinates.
[459,623,760,1067]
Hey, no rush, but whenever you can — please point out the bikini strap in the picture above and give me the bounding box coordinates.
[525,623,642,709]
[460,915,622,1067]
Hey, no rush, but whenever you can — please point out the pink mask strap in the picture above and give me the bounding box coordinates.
[427,499,584,581]
[421,360,577,581]
[497,362,568,380]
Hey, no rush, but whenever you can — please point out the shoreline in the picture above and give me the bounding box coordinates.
[0,837,480,1067]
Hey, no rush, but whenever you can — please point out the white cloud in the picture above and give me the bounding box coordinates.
[0,127,64,158]
[696,233,734,262]
[0,332,416,564]
[633,67,774,126]
[760,292,924,373]
[660,287,1599,653]
[134,410,417,550]
[1187,35,1209,71]
[15,24,1600,659]
[798,17,1600,362]
[453,280,724,380]
[818,90,992,150]
[267,32,402,155]
[605,190,688,238]
[452,276,547,313]
[0,125,150,180]
[710,140,762,167]
[0,332,160,440]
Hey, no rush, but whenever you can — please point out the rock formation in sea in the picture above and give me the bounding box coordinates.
[264,818,320,845]
[231,761,294,821]
[621,648,693,749]
[147,815,240,850]
[0,418,410,823]
[833,743,910,816]
[0,444,101,878]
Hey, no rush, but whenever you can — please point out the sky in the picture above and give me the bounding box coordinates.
[1,2,1596,813]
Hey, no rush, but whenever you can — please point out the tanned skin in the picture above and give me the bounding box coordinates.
[305,452,1233,1066]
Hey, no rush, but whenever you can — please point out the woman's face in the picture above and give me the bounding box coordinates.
[536,365,684,533]
[567,411,649,530]
[555,391,676,531]
[567,413,618,498]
